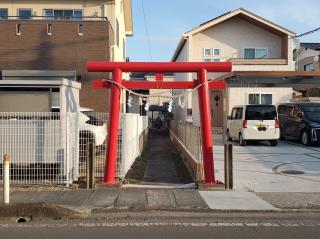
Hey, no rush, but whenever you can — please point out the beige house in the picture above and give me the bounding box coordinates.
[295,43,320,71]
[171,8,298,128]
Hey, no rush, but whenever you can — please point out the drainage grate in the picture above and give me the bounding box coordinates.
[281,170,304,175]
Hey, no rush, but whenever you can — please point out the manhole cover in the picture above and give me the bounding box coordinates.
[281,170,304,175]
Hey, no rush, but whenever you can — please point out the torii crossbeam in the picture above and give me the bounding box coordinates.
[88,62,232,184]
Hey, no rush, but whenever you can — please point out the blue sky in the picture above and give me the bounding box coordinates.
[127,0,320,62]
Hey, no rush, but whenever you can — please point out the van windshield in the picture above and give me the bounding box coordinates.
[245,105,277,120]
[303,105,320,119]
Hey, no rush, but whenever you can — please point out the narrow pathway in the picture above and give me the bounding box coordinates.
[142,128,193,184]
[126,128,193,185]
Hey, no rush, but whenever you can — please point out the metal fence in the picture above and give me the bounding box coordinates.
[79,113,148,181]
[78,112,109,180]
[170,120,202,163]
[0,112,79,185]
[0,112,148,186]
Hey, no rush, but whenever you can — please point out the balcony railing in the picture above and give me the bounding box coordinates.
[227,58,288,65]
[0,16,108,21]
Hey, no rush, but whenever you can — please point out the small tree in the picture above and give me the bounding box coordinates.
[306,88,320,97]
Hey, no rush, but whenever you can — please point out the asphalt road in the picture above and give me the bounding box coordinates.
[1,211,320,239]
[1,225,319,239]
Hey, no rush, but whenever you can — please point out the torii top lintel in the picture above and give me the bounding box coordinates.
[87,61,232,90]
[87,62,232,73]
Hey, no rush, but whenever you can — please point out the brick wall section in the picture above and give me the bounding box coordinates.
[0,20,113,112]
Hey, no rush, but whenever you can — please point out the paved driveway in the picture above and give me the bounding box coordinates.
[213,137,320,192]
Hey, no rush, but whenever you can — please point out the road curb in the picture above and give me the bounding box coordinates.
[0,203,88,219]
[90,207,320,215]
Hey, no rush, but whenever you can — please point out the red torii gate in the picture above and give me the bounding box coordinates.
[87,62,232,184]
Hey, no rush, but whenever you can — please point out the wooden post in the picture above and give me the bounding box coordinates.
[86,143,96,189]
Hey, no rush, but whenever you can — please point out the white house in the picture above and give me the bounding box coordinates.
[171,8,299,129]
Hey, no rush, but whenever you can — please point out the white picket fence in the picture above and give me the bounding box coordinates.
[0,112,148,185]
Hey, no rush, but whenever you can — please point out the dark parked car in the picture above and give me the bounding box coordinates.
[278,103,320,146]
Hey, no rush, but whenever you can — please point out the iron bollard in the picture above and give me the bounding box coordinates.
[3,154,10,204]
[224,143,233,189]
[86,142,96,189]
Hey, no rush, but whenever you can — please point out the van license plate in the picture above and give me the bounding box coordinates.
[256,125,267,131]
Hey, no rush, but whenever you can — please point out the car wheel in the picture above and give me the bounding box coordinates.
[301,131,310,146]
[239,133,246,146]
[226,129,232,141]
[270,140,278,146]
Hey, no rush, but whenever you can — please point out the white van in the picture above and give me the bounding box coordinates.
[226,105,280,146]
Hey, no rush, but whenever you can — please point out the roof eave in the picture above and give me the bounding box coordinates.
[186,8,296,37]
[171,36,187,62]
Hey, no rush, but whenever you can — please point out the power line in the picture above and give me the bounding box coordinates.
[141,0,152,61]
[296,27,320,38]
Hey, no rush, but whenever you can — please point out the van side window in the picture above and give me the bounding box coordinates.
[231,108,237,119]
[235,108,243,119]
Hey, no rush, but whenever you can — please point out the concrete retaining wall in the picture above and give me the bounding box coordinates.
[169,129,203,182]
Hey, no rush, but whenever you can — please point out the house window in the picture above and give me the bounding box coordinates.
[18,9,32,20]
[116,19,120,47]
[261,94,272,104]
[74,10,83,20]
[256,48,268,58]
[244,48,268,59]
[213,49,220,56]
[248,93,272,105]
[78,24,84,35]
[203,48,212,57]
[248,94,260,104]
[47,24,52,35]
[44,9,54,19]
[44,9,83,20]
[0,8,8,19]
[16,24,21,35]
[203,48,221,61]
[304,63,314,71]
[203,58,221,62]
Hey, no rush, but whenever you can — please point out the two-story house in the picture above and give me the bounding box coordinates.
[0,0,133,112]
[171,8,300,129]
[295,43,320,71]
